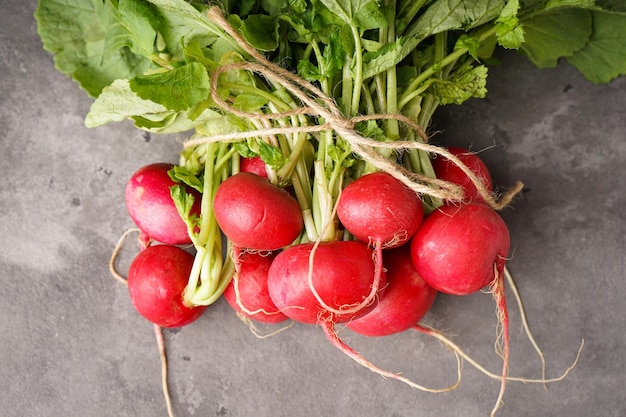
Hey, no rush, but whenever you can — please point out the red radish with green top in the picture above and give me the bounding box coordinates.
[127,244,207,328]
[432,146,493,203]
[410,202,509,296]
[213,172,303,251]
[410,202,512,410]
[223,251,288,324]
[267,240,385,325]
[125,163,200,245]
[347,244,437,337]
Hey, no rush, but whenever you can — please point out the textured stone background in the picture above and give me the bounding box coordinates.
[1,2,625,417]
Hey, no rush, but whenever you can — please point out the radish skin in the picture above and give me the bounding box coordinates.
[240,156,268,178]
[410,203,510,296]
[432,146,493,203]
[214,172,303,250]
[410,202,512,416]
[337,171,424,249]
[125,163,201,245]
[347,245,437,336]
[267,240,385,325]
[223,251,289,324]
[127,245,207,328]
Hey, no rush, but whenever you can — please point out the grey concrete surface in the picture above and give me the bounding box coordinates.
[1,2,625,417]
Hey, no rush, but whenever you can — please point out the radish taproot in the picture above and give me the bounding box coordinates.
[213,172,303,250]
[337,171,424,248]
[347,245,437,337]
[267,240,460,393]
[223,251,288,324]
[125,163,200,245]
[410,203,509,296]
[336,171,424,315]
[410,202,511,414]
[127,244,207,328]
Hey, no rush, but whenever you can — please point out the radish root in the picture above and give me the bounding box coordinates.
[414,324,584,384]
[154,324,175,417]
[108,228,143,284]
[504,266,547,386]
[321,320,462,393]
[108,229,176,417]
[235,314,295,339]
[489,265,510,417]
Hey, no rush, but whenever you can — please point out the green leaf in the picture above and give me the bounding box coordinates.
[262,0,289,15]
[567,11,626,83]
[239,14,280,51]
[35,0,153,97]
[258,141,286,169]
[85,78,223,133]
[495,0,525,49]
[183,39,218,67]
[595,0,626,13]
[106,0,159,58]
[136,106,228,134]
[289,0,307,15]
[297,60,323,81]
[315,0,390,29]
[85,79,169,127]
[129,62,210,111]
[145,0,232,56]
[545,0,596,10]
[355,120,386,141]
[427,65,489,105]
[321,30,345,79]
[168,166,204,193]
[396,0,430,34]
[362,37,409,79]
[170,184,199,236]
[520,8,592,68]
[232,93,269,112]
[234,142,257,159]
[406,0,506,39]
[455,34,482,60]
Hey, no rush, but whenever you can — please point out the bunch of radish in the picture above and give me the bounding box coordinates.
[120,137,518,403]
[108,8,526,414]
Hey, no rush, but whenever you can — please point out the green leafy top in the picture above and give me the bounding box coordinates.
[33,0,626,308]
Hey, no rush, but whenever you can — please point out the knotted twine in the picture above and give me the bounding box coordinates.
[183,6,523,210]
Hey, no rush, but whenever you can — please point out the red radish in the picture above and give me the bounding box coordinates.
[125,163,200,245]
[432,146,493,203]
[127,245,207,328]
[347,245,437,337]
[223,251,288,324]
[267,240,385,325]
[240,156,268,178]
[213,172,303,250]
[410,202,511,408]
[337,171,424,249]
[410,203,509,296]
[268,240,457,393]
[336,171,424,316]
